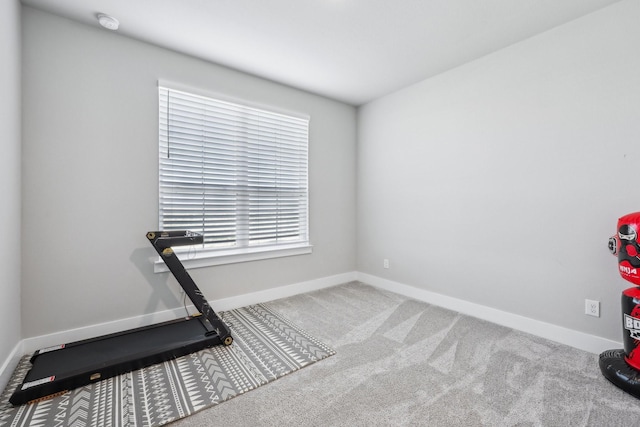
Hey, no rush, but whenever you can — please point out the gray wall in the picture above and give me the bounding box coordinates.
[357,0,640,342]
[18,0,637,348]
[21,7,357,338]
[0,0,22,363]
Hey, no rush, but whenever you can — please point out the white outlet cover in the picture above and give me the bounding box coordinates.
[585,299,600,317]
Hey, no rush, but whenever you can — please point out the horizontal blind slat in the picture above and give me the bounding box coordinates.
[159,86,309,250]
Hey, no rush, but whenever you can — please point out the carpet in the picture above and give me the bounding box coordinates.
[172,282,640,426]
[0,304,335,427]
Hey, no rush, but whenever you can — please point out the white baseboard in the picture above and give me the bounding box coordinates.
[357,272,621,355]
[0,341,23,397]
[4,269,617,391]
[210,271,358,312]
[20,271,357,354]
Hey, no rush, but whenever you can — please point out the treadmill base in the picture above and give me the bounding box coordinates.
[10,315,224,406]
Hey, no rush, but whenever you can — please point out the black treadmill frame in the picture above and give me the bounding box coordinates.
[9,230,232,406]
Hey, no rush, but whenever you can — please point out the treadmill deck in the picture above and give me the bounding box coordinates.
[11,315,221,405]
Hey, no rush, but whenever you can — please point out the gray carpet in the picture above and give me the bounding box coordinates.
[172,281,640,426]
[0,304,334,427]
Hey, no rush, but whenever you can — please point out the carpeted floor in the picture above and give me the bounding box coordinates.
[0,304,334,427]
[171,281,640,426]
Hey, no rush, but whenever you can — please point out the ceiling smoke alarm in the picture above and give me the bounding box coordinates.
[97,13,119,31]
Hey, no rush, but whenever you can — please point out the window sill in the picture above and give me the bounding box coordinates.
[153,243,313,273]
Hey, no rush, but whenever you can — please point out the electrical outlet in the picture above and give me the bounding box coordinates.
[585,299,600,317]
[383,259,390,269]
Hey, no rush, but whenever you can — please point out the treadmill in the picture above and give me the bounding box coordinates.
[10,230,233,406]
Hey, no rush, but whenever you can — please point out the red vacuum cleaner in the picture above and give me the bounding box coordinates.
[600,212,640,398]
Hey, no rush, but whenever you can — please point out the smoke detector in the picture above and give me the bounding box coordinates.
[97,13,119,31]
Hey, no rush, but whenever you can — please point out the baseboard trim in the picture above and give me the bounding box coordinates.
[6,269,616,389]
[357,272,621,355]
[210,271,358,312]
[20,271,357,354]
[0,341,23,397]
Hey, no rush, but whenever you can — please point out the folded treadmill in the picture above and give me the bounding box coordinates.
[10,230,232,406]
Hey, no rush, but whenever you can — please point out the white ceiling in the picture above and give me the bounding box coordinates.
[21,0,622,106]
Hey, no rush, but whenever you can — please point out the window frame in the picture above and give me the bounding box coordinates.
[154,81,312,272]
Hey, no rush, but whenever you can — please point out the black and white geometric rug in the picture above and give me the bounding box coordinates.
[0,304,335,427]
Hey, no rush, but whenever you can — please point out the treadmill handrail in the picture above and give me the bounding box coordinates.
[146,231,232,343]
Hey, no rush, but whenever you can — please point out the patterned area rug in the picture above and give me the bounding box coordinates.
[0,304,335,427]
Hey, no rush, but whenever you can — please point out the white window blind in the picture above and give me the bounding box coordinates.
[158,86,309,254]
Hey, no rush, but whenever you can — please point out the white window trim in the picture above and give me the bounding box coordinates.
[155,81,312,272]
[157,80,310,121]
[153,243,313,273]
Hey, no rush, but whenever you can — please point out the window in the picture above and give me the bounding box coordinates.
[157,85,310,270]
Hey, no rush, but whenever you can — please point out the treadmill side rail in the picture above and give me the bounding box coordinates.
[146,231,233,344]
